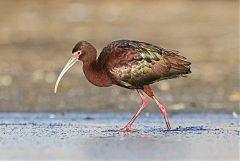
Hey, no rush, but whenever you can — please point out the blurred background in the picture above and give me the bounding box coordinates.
[0,0,238,113]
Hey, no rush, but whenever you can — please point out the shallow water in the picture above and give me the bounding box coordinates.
[0,112,239,160]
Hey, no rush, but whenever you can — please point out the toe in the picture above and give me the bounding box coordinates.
[117,127,138,132]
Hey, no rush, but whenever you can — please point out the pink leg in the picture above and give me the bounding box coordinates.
[152,96,171,129]
[117,90,147,132]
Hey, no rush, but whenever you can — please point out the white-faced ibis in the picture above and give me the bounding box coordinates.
[54,40,191,132]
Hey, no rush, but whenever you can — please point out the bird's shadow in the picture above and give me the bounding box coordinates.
[144,125,219,133]
[97,126,224,139]
[103,126,218,134]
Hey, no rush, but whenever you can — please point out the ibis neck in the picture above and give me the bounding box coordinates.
[82,60,112,87]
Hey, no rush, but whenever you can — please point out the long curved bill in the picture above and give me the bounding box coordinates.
[54,56,78,93]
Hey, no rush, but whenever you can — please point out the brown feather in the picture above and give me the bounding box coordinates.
[163,51,191,75]
[97,40,191,89]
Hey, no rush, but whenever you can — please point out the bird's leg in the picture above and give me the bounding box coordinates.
[117,90,147,132]
[143,85,171,130]
[152,96,171,129]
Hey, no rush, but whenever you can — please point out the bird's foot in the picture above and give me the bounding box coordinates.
[106,126,138,132]
[166,121,171,130]
[116,126,138,132]
[164,115,171,130]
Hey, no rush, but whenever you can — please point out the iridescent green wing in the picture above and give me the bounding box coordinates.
[131,41,191,76]
[131,41,164,62]
[104,41,168,88]
[126,41,173,85]
[104,40,191,88]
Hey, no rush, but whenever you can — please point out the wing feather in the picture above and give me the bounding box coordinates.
[97,40,191,88]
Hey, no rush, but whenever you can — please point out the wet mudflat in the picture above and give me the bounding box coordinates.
[0,112,239,161]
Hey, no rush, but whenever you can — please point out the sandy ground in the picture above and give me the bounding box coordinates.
[0,112,239,160]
